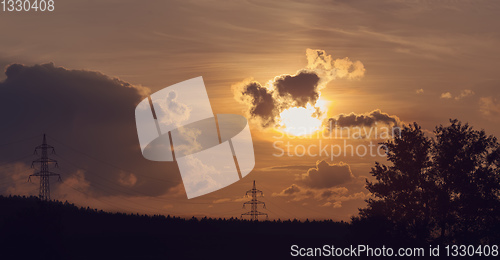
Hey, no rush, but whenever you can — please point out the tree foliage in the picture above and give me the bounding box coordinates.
[359,119,500,243]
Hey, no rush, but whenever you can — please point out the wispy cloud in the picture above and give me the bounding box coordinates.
[454,89,474,100]
[440,90,475,100]
[479,97,500,117]
[272,184,370,208]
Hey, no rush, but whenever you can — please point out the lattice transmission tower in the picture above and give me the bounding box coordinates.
[28,134,61,201]
[241,180,268,221]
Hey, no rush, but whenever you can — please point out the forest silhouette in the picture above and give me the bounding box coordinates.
[0,119,499,259]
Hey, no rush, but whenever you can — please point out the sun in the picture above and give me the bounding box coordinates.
[279,103,324,136]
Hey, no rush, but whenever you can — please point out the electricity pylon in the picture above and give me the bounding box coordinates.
[28,134,61,201]
[241,180,268,221]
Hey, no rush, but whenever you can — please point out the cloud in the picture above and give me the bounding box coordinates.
[118,172,138,187]
[328,109,401,128]
[170,127,203,156]
[320,192,372,208]
[177,156,221,199]
[270,165,313,171]
[280,184,301,195]
[270,160,369,208]
[233,49,364,128]
[60,170,90,191]
[1,162,38,196]
[272,184,369,208]
[319,187,349,199]
[0,63,182,198]
[154,90,191,126]
[274,71,321,107]
[300,160,354,189]
[479,97,500,117]
[322,201,342,208]
[454,89,474,100]
[53,170,92,201]
[441,92,452,99]
[440,90,475,100]
[305,49,365,80]
[212,198,231,204]
[232,81,278,127]
[416,88,424,94]
[273,184,347,200]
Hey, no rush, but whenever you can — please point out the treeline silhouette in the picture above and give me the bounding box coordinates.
[1,194,497,259]
[0,195,357,259]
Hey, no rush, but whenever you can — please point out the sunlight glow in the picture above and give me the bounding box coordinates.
[279,104,324,136]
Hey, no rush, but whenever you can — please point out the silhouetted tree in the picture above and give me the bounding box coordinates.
[359,122,434,243]
[433,119,500,243]
[359,119,500,243]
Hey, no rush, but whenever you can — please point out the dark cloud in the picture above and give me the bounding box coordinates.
[320,189,346,200]
[329,109,401,128]
[301,160,354,189]
[239,81,278,127]
[0,63,181,198]
[274,71,321,107]
[0,59,15,81]
[4,63,26,78]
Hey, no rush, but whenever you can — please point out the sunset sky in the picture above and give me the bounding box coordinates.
[1,0,499,221]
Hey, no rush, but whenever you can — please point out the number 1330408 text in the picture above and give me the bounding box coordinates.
[2,0,54,12]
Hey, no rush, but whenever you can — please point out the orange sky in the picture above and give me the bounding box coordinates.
[1,0,500,221]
